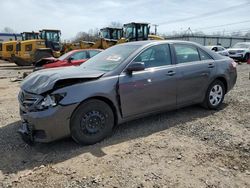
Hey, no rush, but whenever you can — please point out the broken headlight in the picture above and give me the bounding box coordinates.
[37,93,66,110]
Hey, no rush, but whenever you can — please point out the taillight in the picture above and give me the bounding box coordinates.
[230,61,237,69]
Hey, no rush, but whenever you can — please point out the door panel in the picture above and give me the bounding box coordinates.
[173,44,216,106]
[119,66,177,118]
[176,60,215,106]
[118,44,178,118]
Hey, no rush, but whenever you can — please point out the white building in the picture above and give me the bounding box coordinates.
[0,33,22,42]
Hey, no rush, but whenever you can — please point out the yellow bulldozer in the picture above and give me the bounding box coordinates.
[123,22,164,41]
[75,22,163,50]
[12,29,61,66]
[0,32,39,62]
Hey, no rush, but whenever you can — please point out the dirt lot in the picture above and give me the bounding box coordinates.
[0,60,249,188]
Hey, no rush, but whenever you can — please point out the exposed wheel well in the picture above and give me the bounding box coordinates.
[72,97,118,126]
[215,77,228,93]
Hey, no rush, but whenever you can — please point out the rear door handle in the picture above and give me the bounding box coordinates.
[208,63,215,68]
[166,70,175,76]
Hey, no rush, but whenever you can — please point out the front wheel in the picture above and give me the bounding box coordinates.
[70,99,114,145]
[202,80,225,109]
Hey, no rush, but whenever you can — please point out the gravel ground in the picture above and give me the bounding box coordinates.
[0,61,249,188]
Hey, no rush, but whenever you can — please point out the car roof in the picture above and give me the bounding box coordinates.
[70,49,103,53]
[119,40,203,47]
[205,45,224,48]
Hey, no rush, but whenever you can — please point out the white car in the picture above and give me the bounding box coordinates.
[227,42,250,62]
[205,46,229,57]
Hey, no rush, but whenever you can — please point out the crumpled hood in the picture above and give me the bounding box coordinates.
[21,66,105,94]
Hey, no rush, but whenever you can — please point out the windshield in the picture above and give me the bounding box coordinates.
[233,43,250,49]
[58,51,72,60]
[22,33,39,40]
[81,44,141,72]
[41,31,60,42]
[125,25,135,39]
[101,30,110,39]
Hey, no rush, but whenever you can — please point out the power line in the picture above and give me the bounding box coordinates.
[158,2,250,25]
[196,20,250,30]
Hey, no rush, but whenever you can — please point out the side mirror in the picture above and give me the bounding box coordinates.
[126,62,145,74]
[68,57,74,63]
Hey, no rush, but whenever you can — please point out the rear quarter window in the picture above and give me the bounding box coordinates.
[198,49,213,60]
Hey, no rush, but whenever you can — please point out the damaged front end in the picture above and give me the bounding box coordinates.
[18,89,78,143]
[18,66,105,143]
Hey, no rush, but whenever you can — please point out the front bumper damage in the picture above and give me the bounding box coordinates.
[18,103,79,143]
[18,121,34,145]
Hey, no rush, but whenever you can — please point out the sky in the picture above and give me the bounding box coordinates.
[0,0,249,40]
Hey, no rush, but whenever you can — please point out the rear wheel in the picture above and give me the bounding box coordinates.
[70,99,114,145]
[202,80,225,109]
[244,53,249,62]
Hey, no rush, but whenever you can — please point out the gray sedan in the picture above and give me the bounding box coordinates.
[18,40,237,145]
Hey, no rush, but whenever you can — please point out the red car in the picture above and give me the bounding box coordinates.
[35,49,102,70]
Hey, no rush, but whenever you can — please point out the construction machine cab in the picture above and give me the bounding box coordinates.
[12,29,62,66]
[100,27,123,41]
[123,22,150,41]
[21,32,39,40]
[39,29,61,51]
[0,42,2,59]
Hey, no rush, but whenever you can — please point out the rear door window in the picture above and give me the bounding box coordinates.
[174,44,200,63]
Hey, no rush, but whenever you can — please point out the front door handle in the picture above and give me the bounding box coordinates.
[166,70,176,76]
[208,63,215,68]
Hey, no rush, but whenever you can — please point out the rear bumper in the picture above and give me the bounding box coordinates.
[19,103,78,143]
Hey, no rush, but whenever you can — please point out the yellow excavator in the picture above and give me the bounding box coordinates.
[0,32,39,62]
[12,29,61,66]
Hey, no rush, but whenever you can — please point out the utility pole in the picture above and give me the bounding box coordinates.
[152,24,159,35]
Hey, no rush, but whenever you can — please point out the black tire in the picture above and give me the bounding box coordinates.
[70,99,114,145]
[202,80,225,110]
[34,50,52,63]
[244,53,249,62]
